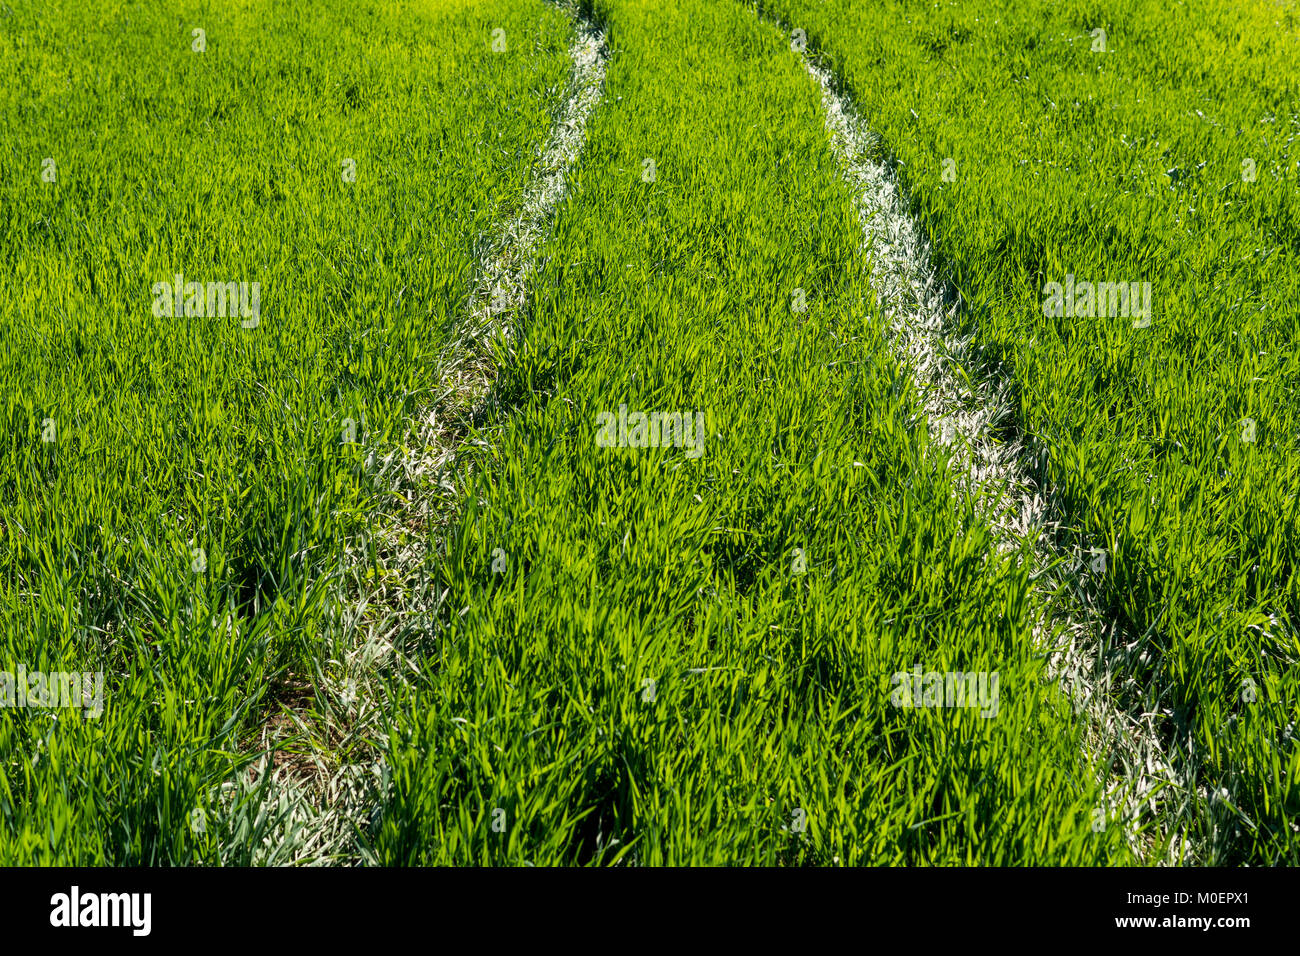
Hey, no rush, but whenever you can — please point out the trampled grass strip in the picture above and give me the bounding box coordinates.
[251,1,612,864]
[753,3,1188,862]
[755,0,1300,863]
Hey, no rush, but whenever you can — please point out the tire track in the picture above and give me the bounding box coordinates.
[768,15,1191,862]
[216,4,610,864]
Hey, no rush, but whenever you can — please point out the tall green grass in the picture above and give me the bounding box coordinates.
[8,0,1289,867]
[0,0,574,864]
[758,0,1300,862]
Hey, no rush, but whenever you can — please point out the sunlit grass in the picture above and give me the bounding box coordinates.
[0,0,574,864]
[760,0,1300,863]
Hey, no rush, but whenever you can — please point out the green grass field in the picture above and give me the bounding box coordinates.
[1,0,1296,866]
[759,0,1300,863]
[0,0,575,863]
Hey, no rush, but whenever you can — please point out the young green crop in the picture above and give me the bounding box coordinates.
[0,0,574,864]
[7,0,1289,868]
[757,0,1300,863]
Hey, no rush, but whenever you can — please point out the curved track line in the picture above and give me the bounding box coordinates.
[787,36,1190,862]
[221,5,610,864]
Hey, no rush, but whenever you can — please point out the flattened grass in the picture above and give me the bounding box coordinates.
[759,0,1300,862]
